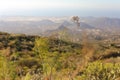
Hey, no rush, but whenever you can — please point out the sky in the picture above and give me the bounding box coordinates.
[0,0,120,17]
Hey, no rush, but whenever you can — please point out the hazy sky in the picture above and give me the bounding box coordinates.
[0,0,120,17]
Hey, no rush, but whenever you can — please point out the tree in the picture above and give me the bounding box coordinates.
[33,37,59,80]
[71,16,80,29]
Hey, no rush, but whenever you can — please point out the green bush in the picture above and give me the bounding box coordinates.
[81,61,120,80]
[0,55,17,80]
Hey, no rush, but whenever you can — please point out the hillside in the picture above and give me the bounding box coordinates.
[0,32,120,80]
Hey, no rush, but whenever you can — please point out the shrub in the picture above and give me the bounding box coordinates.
[0,55,17,80]
[81,61,120,80]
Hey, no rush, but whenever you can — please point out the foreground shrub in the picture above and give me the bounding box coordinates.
[0,55,17,80]
[81,61,120,80]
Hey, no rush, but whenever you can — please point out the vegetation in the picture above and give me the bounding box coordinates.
[0,32,120,80]
[81,61,120,80]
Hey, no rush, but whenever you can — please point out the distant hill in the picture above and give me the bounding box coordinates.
[61,20,73,26]
[79,22,95,29]
[38,19,55,25]
[0,17,120,36]
[0,19,60,35]
[82,17,120,31]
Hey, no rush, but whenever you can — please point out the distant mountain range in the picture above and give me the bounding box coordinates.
[0,17,120,36]
[81,17,120,31]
